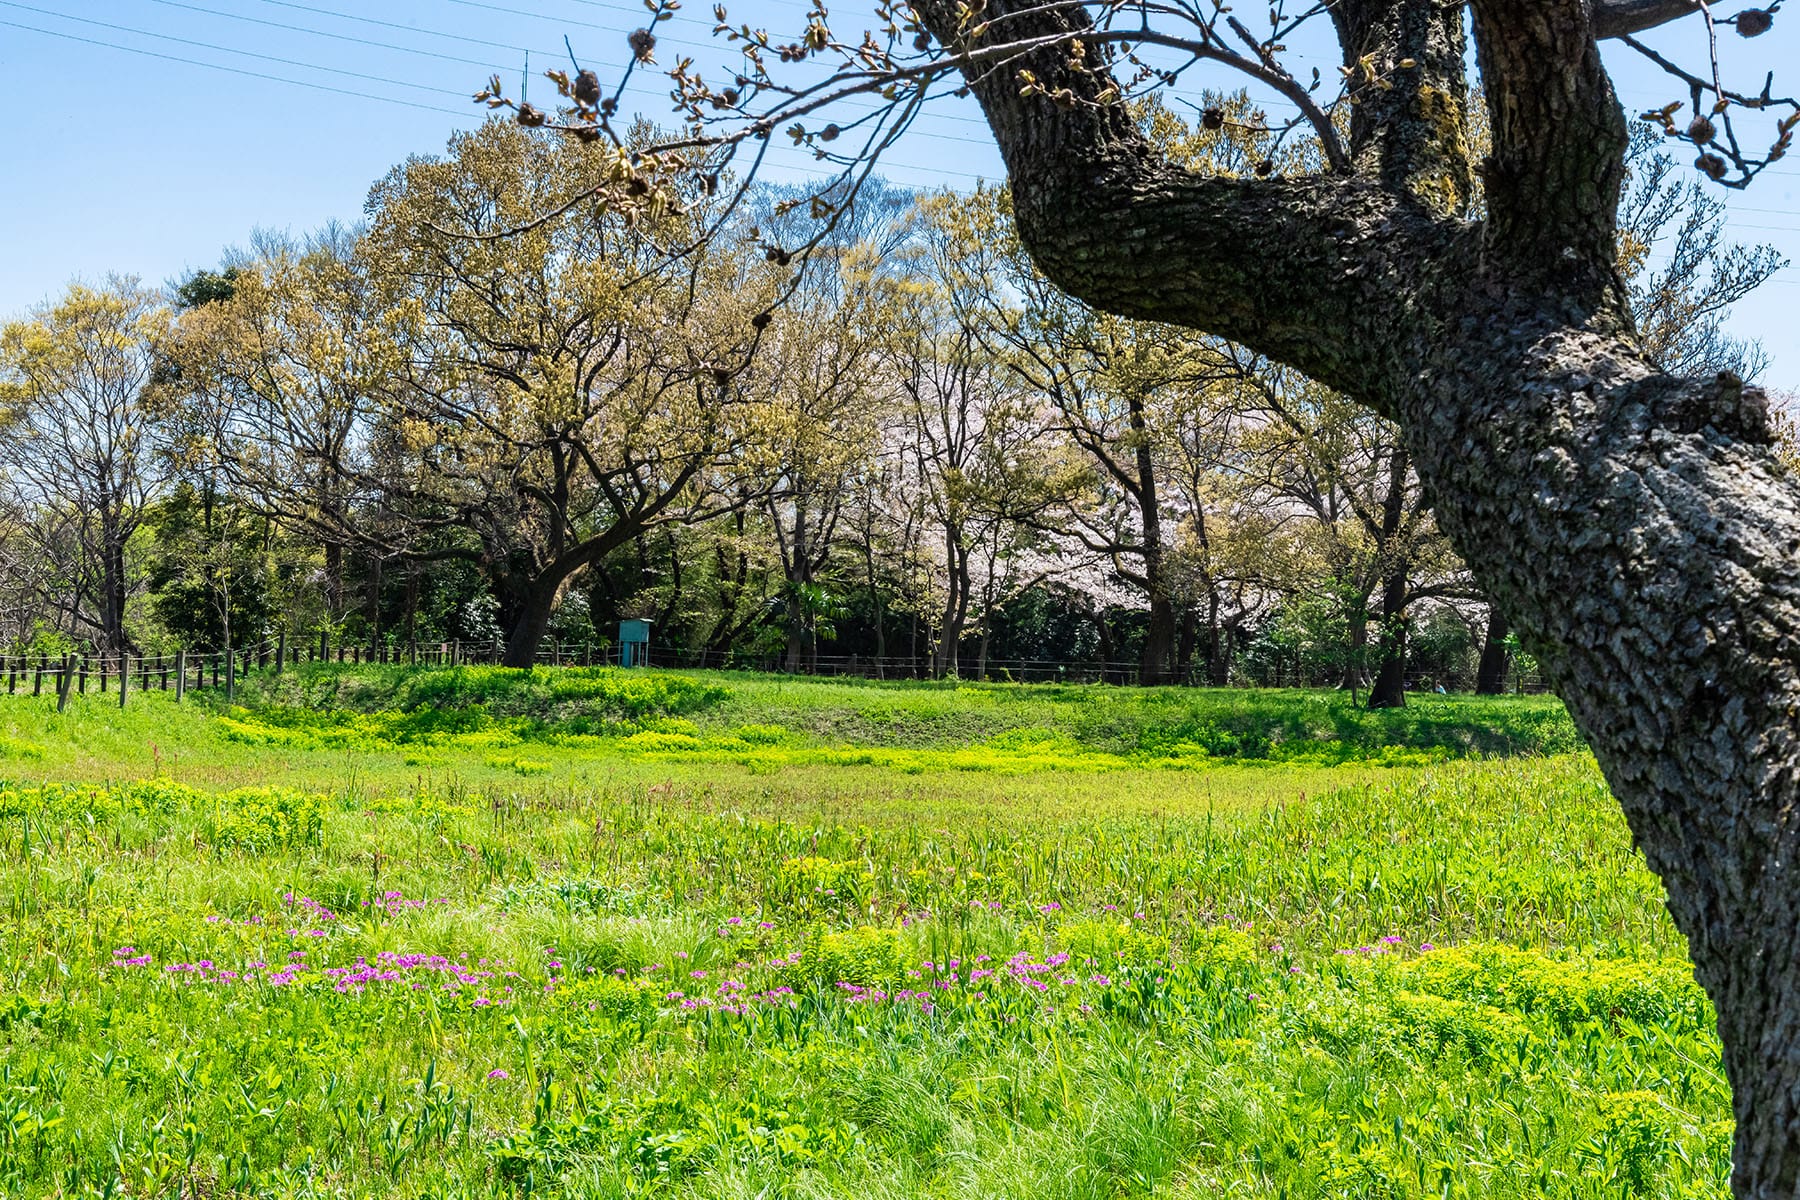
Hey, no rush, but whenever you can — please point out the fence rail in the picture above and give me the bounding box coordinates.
[0,632,1551,701]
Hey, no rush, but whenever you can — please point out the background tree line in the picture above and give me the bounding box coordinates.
[0,111,1779,704]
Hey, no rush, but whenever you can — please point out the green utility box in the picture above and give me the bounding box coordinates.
[619,619,652,667]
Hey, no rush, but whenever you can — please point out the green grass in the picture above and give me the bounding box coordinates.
[0,669,1725,1199]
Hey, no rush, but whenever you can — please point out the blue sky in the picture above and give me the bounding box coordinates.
[2,0,1796,388]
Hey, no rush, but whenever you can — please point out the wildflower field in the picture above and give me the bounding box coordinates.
[0,668,1726,1198]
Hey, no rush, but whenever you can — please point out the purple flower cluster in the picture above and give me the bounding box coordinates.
[836,981,939,1013]
[165,960,254,983]
[319,950,517,999]
[361,891,452,916]
[283,893,337,922]
[113,940,521,1006]
[665,980,798,1015]
[1335,935,1432,957]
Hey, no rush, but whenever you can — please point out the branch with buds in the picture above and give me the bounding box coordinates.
[1622,2,1798,186]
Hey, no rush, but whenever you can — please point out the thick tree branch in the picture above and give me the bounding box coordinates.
[1593,0,1703,38]
[910,0,1475,405]
[1469,0,1632,310]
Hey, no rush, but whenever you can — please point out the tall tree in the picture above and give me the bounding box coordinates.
[981,187,1228,685]
[368,123,786,665]
[0,279,171,658]
[166,229,386,635]
[718,1,1800,1184]
[886,193,1063,676]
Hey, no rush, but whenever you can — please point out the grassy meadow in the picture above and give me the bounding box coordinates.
[0,667,1724,1198]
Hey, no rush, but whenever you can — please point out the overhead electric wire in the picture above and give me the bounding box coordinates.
[252,0,532,54]
[229,0,1006,133]
[0,15,993,180]
[0,17,476,115]
[124,0,1008,153]
[18,0,1800,196]
[142,0,515,72]
[0,2,469,98]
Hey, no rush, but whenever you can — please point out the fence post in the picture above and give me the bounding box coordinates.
[175,650,186,702]
[56,654,73,713]
[118,656,128,708]
[77,656,87,694]
[225,647,235,702]
[33,655,45,696]
[276,630,286,675]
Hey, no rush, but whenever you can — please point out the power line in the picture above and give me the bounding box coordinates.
[0,15,992,181]
[140,0,514,72]
[0,18,476,117]
[235,0,1004,133]
[435,0,656,38]
[0,2,469,98]
[31,4,1792,200]
[123,0,1005,151]
[252,0,532,55]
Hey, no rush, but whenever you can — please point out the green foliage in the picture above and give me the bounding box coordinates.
[206,667,1581,780]
[202,786,326,852]
[1394,943,1710,1030]
[386,666,730,721]
[789,925,910,986]
[1054,917,1169,968]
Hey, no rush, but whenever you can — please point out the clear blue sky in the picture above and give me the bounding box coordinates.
[2,0,1796,387]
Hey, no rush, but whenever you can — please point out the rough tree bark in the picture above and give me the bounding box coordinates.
[911,0,1800,1190]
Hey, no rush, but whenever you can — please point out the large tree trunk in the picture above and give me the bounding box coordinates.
[501,580,560,669]
[1140,593,1177,687]
[1423,321,1800,1196]
[934,530,969,678]
[1367,565,1409,708]
[907,0,1800,1187]
[783,503,809,674]
[1475,607,1510,695]
[1338,595,1369,692]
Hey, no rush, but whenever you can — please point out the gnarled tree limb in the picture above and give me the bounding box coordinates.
[1593,0,1704,39]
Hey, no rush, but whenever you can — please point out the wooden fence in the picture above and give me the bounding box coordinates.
[0,632,1549,703]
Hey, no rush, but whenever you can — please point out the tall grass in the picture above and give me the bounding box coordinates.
[0,671,1720,1198]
